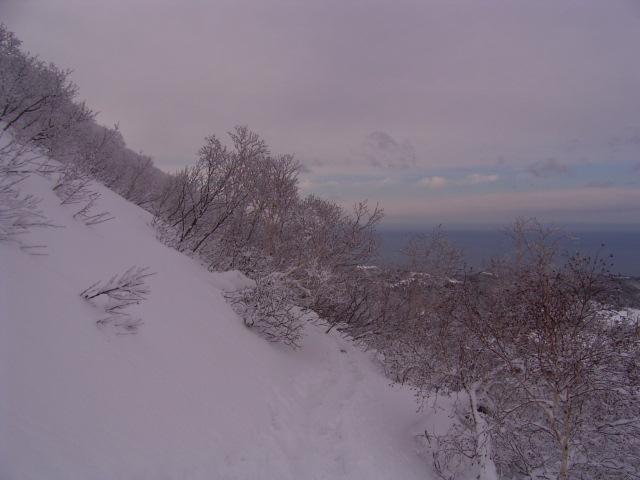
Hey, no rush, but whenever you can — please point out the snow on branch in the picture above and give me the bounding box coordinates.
[72,195,114,226]
[53,164,114,226]
[225,274,304,348]
[0,147,55,249]
[80,266,155,334]
[0,177,48,241]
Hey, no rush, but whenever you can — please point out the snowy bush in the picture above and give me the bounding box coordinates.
[80,266,154,334]
[225,273,304,348]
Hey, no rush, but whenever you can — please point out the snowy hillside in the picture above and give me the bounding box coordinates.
[1,165,439,479]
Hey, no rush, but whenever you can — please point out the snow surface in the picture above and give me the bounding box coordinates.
[0,168,444,479]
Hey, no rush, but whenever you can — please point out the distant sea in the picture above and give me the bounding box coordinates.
[377,229,640,277]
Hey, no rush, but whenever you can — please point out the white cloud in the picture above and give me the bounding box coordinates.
[463,173,499,185]
[418,176,448,188]
[418,173,498,188]
[527,158,569,178]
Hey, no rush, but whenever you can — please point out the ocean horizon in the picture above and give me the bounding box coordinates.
[377,228,640,277]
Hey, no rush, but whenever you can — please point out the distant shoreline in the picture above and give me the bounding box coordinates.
[377,229,640,276]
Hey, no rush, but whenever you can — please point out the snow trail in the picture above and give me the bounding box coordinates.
[1,167,434,479]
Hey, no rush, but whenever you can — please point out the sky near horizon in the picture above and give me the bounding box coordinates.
[3,0,640,227]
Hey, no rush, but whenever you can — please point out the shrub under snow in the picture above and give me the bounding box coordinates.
[80,266,154,334]
[225,273,305,348]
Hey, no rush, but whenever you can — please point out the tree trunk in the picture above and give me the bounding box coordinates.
[467,383,498,480]
[558,403,572,480]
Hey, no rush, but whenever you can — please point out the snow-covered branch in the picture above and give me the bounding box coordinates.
[225,273,304,348]
[80,266,154,334]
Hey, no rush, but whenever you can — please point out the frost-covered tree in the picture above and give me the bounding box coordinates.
[157,129,251,252]
[1,24,166,214]
[0,24,92,149]
[278,197,382,332]
[382,220,640,480]
[456,221,640,480]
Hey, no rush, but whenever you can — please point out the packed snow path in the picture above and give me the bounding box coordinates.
[1,170,435,479]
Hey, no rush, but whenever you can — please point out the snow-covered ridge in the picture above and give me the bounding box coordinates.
[1,159,440,479]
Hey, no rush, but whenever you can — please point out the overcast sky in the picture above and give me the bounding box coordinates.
[3,0,640,227]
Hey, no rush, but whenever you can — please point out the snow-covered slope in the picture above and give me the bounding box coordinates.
[1,169,436,479]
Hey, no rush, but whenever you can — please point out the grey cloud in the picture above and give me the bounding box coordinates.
[362,131,416,169]
[295,155,327,174]
[9,0,639,174]
[367,131,401,152]
[298,163,312,174]
[7,2,640,167]
[608,126,640,150]
[527,158,569,178]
